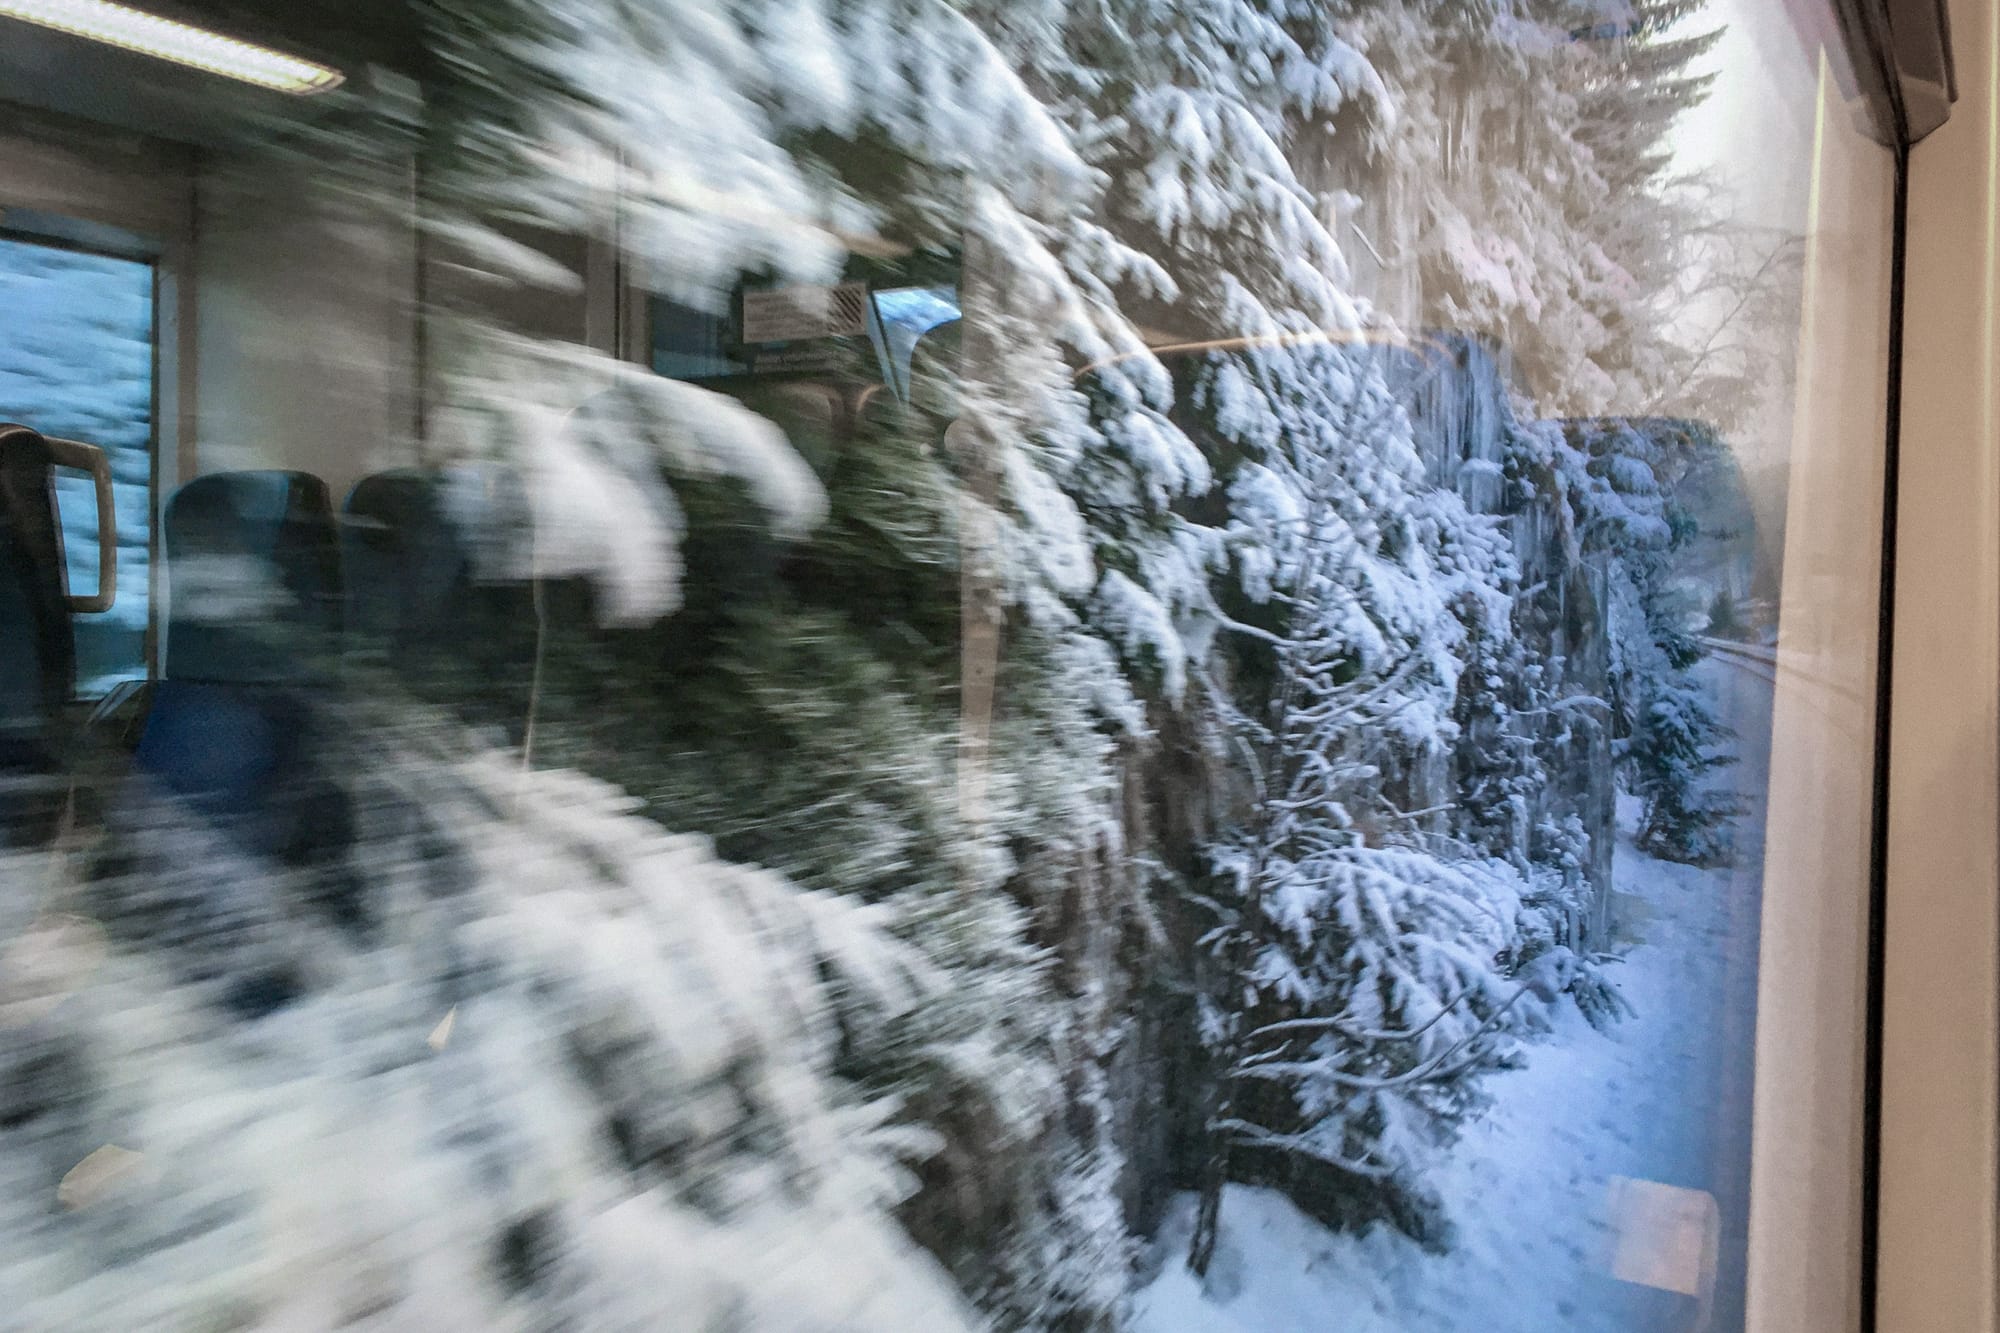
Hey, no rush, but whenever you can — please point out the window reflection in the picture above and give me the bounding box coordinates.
[0,235,153,694]
[0,0,1896,1329]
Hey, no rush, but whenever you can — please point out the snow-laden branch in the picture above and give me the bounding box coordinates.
[1229,981,1537,1093]
[1211,1119,1396,1179]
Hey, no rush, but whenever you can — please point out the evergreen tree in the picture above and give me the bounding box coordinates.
[1308,0,1780,428]
[1707,586,1742,639]
[1186,339,1540,1269]
[1568,416,1740,864]
[405,3,1169,1323]
[976,0,1638,1267]
[1627,671,1739,864]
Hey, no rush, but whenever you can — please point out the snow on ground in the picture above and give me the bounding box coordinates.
[1134,661,1771,1333]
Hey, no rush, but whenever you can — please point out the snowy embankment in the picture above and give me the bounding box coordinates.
[1133,781,1762,1333]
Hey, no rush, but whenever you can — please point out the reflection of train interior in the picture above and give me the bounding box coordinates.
[1,0,1997,1329]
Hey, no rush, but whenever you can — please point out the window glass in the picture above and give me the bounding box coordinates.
[870,285,961,399]
[0,234,153,693]
[0,1,1896,1329]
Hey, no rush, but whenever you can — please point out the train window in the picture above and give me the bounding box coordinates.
[870,284,960,401]
[0,232,154,694]
[648,293,751,380]
[0,0,1926,1328]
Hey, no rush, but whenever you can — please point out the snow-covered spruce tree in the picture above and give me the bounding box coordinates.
[514,409,1143,1329]
[952,0,1424,709]
[939,0,1237,715]
[1562,415,1739,864]
[1625,663,1738,864]
[990,0,1417,1268]
[407,0,1252,1323]
[29,692,993,1327]
[1315,0,1727,420]
[171,2,1171,1326]
[968,0,1622,1269]
[1184,335,1562,1269]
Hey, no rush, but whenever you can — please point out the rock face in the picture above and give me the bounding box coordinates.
[1396,333,1618,921]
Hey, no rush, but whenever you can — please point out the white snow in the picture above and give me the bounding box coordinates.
[1134,662,1770,1333]
[429,334,827,625]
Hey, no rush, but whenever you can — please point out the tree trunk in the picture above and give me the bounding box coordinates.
[1186,1089,1232,1275]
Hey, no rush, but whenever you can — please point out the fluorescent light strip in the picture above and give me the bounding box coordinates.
[0,0,344,95]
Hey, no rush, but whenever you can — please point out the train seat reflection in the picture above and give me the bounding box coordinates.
[125,470,360,934]
[158,470,341,685]
[341,465,538,727]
